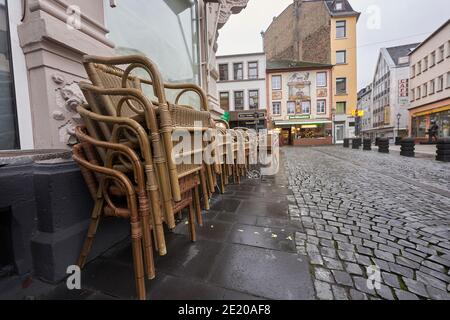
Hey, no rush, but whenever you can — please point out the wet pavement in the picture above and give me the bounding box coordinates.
[0,157,315,300]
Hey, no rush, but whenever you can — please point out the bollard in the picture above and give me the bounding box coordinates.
[395,137,402,146]
[400,138,415,157]
[352,138,362,149]
[363,139,372,151]
[378,137,389,153]
[375,137,380,146]
[343,138,350,148]
[436,138,450,162]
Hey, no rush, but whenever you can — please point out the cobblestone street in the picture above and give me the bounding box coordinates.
[286,146,450,300]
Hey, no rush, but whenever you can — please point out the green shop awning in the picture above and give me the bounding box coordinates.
[274,120,332,126]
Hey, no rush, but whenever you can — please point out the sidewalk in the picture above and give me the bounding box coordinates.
[372,144,437,158]
[0,161,315,300]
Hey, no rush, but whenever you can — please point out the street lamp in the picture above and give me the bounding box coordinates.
[396,113,402,143]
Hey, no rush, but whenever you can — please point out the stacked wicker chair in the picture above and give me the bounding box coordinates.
[72,54,249,300]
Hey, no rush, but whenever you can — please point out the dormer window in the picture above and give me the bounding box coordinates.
[335,1,343,10]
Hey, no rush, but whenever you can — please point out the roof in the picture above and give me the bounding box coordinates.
[325,0,360,18]
[385,43,421,67]
[409,19,450,55]
[216,52,266,59]
[267,59,333,71]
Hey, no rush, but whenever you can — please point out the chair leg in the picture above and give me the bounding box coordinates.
[188,201,196,242]
[140,214,155,280]
[193,185,203,226]
[77,198,103,268]
[131,235,146,300]
[199,167,210,210]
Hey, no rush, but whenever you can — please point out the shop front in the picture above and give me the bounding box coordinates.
[274,118,333,146]
[229,110,267,130]
[410,103,450,140]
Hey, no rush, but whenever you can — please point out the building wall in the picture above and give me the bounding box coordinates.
[263,0,330,64]
[330,16,358,117]
[267,68,332,122]
[216,53,266,111]
[409,22,450,111]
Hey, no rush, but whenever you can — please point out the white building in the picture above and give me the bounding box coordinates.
[357,84,372,137]
[363,43,419,140]
[216,52,267,129]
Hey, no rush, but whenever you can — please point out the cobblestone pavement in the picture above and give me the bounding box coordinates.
[286,146,450,300]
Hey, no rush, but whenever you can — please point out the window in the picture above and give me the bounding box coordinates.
[335,1,343,10]
[234,91,244,110]
[336,102,346,115]
[272,75,282,90]
[336,50,347,64]
[248,61,258,79]
[447,72,450,89]
[410,89,415,101]
[272,102,281,115]
[422,83,427,97]
[417,87,421,99]
[437,75,444,92]
[430,51,436,66]
[438,45,445,63]
[233,63,243,80]
[301,101,311,114]
[336,77,347,94]
[447,41,450,58]
[317,100,326,114]
[317,72,327,87]
[417,61,422,75]
[410,65,415,78]
[219,64,228,81]
[430,79,435,95]
[286,101,295,115]
[219,92,229,110]
[105,0,201,85]
[248,90,259,110]
[336,21,346,38]
[423,56,428,71]
[0,0,19,150]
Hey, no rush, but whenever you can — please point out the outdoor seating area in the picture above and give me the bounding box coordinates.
[71,54,269,300]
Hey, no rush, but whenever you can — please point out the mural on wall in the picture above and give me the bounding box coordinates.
[288,72,311,101]
[317,88,328,98]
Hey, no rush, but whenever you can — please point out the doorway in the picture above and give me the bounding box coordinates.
[335,124,345,144]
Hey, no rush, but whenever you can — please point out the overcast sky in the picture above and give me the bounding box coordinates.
[217,0,450,90]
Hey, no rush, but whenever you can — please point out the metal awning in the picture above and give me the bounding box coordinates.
[274,120,332,126]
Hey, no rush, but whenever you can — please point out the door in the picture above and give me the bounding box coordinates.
[281,129,290,146]
[335,124,345,144]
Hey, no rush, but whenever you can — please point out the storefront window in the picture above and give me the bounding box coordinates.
[431,110,450,137]
[293,124,328,140]
[412,116,427,138]
[104,0,200,86]
[0,0,19,150]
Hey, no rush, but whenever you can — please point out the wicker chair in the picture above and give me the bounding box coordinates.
[81,55,215,211]
[72,141,151,300]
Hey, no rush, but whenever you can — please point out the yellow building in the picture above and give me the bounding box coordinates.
[327,1,360,143]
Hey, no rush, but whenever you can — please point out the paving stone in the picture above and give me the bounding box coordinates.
[381,272,401,289]
[332,270,353,287]
[323,257,344,271]
[426,286,450,300]
[396,256,421,269]
[421,260,446,273]
[309,253,324,266]
[378,244,400,255]
[337,250,357,263]
[416,271,448,291]
[355,254,372,267]
[428,255,450,268]
[344,262,363,276]
[389,263,414,278]
[356,245,372,256]
[371,258,391,272]
[394,289,419,300]
[402,278,429,298]
[353,276,376,296]
[349,289,368,300]
[314,281,333,300]
[376,284,395,300]
[320,247,338,259]
[332,285,349,300]
[374,249,395,263]
[314,267,334,284]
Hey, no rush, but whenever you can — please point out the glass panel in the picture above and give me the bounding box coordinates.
[301,101,310,114]
[104,0,200,85]
[233,63,243,80]
[219,64,228,81]
[272,75,281,90]
[317,72,327,87]
[287,101,295,114]
[248,62,258,79]
[219,92,229,110]
[336,51,346,64]
[248,90,259,110]
[0,0,19,150]
[336,78,347,94]
[272,102,280,115]
[336,21,346,38]
[234,91,243,110]
[336,102,346,114]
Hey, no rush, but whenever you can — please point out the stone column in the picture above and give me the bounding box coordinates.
[17,0,114,149]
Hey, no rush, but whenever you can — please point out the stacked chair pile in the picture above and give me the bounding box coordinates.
[71,55,261,300]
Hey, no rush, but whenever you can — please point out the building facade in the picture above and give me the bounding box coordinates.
[357,84,372,137]
[262,0,359,143]
[0,0,249,151]
[409,19,450,139]
[267,60,333,146]
[216,52,267,129]
[362,44,419,140]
